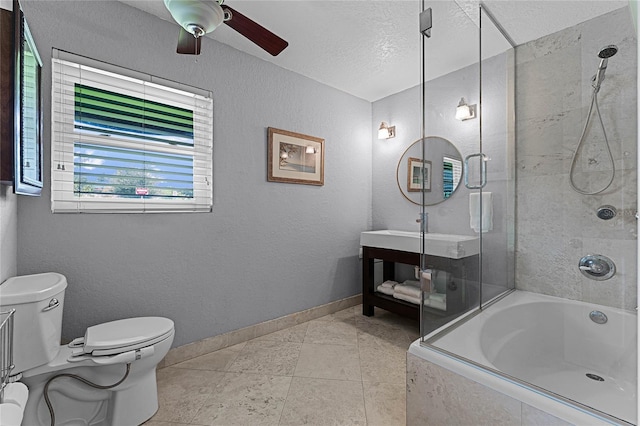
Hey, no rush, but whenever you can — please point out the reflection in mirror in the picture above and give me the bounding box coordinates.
[396,137,463,206]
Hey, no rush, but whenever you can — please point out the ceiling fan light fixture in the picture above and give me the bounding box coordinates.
[164,0,225,36]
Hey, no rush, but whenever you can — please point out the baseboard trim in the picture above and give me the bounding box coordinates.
[159,294,362,368]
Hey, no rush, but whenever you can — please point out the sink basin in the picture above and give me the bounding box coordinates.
[360,230,479,259]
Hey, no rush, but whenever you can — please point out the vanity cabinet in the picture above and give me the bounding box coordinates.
[361,245,479,321]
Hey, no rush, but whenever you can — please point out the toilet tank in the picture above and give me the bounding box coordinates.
[0,273,67,374]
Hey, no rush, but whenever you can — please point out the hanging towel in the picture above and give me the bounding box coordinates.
[469,192,493,233]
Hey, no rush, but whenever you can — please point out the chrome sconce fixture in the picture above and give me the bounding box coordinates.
[378,122,396,139]
[455,98,476,121]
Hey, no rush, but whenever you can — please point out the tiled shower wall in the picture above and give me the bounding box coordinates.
[515,7,637,310]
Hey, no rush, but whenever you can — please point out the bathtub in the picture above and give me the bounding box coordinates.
[408,290,637,425]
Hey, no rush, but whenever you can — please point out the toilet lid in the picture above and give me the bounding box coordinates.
[83,317,174,355]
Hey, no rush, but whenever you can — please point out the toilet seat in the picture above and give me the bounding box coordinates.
[69,317,174,357]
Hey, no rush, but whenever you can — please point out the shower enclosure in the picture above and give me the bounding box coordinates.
[414,1,637,424]
[416,0,516,336]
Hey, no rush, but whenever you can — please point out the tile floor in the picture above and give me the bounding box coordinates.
[144,305,420,426]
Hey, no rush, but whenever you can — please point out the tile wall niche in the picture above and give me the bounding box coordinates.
[515,6,637,310]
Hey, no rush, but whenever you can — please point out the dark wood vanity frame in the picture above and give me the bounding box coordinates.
[361,245,479,321]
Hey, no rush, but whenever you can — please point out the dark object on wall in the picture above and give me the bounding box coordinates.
[0,0,43,196]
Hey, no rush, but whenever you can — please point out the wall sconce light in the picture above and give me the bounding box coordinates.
[305,146,317,154]
[378,122,396,139]
[455,98,476,121]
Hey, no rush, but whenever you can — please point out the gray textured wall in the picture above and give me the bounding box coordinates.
[515,7,637,310]
[17,0,372,346]
[0,189,17,282]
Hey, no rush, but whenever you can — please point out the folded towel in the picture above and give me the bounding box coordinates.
[376,285,395,296]
[380,280,398,289]
[393,292,421,305]
[394,284,421,299]
[469,192,493,233]
[428,293,446,302]
[401,280,420,288]
[425,297,446,311]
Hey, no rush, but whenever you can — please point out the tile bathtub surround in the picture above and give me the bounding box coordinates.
[159,294,361,368]
[406,353,573,426]
[146,305,418,426]
[515,7,637,310]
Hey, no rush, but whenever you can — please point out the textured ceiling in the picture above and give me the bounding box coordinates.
[120,0,629,102]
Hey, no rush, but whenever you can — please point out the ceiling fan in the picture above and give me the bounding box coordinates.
[163,0,288,56]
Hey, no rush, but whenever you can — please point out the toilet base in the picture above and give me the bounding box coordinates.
[21,366,159,426]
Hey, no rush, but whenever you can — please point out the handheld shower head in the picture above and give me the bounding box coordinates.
[593,45,618,91]
[598,45,618,59]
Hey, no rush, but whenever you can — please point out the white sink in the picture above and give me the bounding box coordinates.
[360,230,479,259]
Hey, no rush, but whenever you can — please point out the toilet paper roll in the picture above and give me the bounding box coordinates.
[0,402,25,426]
[3,382,29,408]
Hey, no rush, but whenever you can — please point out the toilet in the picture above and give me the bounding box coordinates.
[0,272,175,426]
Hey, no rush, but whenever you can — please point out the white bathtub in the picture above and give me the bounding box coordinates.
[409,290,637,425]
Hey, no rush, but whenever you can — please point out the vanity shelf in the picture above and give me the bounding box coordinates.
[361,245,479,321]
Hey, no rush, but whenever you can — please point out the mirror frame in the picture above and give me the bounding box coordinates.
[13,0,43,196]
[396,137,463,206]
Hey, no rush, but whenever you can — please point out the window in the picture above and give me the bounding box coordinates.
[51,50,212,213]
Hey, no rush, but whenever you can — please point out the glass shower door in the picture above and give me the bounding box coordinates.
[418,0,482,340]
[418,1,516,341]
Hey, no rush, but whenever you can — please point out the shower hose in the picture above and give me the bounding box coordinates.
[569,85,615,195]
[43,363,131,426]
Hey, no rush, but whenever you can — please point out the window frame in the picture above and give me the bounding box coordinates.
[51,50,213,213]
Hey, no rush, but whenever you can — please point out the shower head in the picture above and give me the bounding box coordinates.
[593,45,618,91]
[598,45,618,59]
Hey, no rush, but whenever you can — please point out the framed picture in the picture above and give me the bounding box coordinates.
[268,127,324,186]
[407,157,431,192]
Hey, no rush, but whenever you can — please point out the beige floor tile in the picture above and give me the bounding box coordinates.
[356,308,420,332]
[253,322,309,343]
[294,343,362,381]
[358,336,408,385]
[152,367,226,423]
[190,372,291,425]
[171,343,246,372]
[279,377,367,425]
[142,421,195,426]
[363,382,406,426]
[304,319,358,346]
[227,339,302,376]
[357,318,416,350]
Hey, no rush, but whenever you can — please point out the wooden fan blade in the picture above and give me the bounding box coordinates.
[222,6,288,56]
[177,27,201,55]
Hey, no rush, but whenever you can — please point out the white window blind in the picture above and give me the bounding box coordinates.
[51,50,213,213]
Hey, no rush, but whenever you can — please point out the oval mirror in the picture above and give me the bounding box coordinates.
[396,136,463,206]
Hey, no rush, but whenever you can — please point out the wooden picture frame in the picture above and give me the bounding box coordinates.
[268,127,324,186]
[407,157,431,192]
